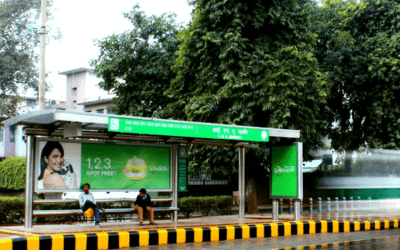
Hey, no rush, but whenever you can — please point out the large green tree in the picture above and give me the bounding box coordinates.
[91,5,183,117]
[0,0,54,117]
[314,0,400,172]
[166,0,330,210]
[168,0,329,157]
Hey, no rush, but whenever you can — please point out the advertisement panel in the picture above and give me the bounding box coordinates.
[178,158,188,191]
[270,143,303,199]
[35,139,171,192]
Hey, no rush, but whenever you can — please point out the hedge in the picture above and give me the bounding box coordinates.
[0,195,234,224]
[178,196,234,217]
[0,157,26,191]
[0,197,25,224]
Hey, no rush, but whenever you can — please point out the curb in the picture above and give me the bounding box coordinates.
[0,219,398,250]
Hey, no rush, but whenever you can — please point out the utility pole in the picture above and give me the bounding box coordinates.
[39,0,46,110]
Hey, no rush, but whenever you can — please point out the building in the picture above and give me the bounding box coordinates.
[0,97,65,159]
[1,67,115,159]
[58,67,115,113]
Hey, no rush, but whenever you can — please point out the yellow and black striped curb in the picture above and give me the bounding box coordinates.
[274,235,395,250]
[0,219,398,250]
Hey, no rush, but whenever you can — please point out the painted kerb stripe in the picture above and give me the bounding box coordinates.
[2,219,400,249]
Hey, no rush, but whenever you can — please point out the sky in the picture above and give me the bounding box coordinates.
[36,0,193,101]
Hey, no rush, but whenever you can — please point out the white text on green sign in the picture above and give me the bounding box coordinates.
[108,118,269,142]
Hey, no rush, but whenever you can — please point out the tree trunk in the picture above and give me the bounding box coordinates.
[245,178,258,214]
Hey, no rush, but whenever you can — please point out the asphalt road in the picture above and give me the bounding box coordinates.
[129,228,400,250]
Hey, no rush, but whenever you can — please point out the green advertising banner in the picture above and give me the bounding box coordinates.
[271,145,298,198]
[178,158,188,192]
[108,117,269,142]
[81,144,170,190]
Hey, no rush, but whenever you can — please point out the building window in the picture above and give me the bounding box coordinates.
[26,99,36,105]
[106,108,115,114]
[97,109,104,113]
[0,128,3,142]
[9,126,15,143]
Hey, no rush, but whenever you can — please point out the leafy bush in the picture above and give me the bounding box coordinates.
[0,157,26,191]
[215,196,234,215]
[0,196,234,224]
[198,197,214,216]
[0,197,25,224]
[178,197,198,217]
[178,196,233,217]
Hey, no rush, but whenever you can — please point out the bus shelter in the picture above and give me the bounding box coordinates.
[2,109,301,228]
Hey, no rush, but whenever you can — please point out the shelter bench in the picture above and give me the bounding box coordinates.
[32,198,180,221]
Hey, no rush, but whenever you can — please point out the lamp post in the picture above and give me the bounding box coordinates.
[39,0,46,110]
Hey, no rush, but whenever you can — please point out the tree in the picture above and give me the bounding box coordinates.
[166,0,329,211]
[168,0,329,158]
[313,0,400,172]
[91,5,183,117]
[0,0,48,117]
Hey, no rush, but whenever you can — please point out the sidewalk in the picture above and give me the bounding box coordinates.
[0,211,399,249]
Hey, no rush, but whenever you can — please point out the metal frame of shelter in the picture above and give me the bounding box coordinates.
[2,110,301,228]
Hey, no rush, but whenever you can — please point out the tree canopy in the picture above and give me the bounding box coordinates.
[314,0,400,152]
[1,0,39,116]
[91,5,183,117]
[92,0,400,177]
[0,0,59,117]
[168,0,329,158]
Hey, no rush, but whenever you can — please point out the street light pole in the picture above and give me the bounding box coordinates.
[39,0,46,110]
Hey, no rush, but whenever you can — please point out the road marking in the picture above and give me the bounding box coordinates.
[118,231,129,248]
[256,224,264,238]
[96,232,108,250]
[27,236,40,250]
[1,219,400,249]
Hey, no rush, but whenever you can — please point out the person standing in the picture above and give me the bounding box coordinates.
[79,183,103,227]
[134,188,156,226]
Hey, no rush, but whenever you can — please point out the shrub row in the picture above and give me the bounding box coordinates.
[178,196,233,217]
[0,195,233,224]
[0,197,25,224]
[0,157,26,191]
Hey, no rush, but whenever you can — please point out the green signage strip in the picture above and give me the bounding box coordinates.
[81,144,171,190]
[178,158,188,192]
[108,117,269,142]
[270,145,298,198]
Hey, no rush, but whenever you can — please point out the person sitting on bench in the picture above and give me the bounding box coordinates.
[134,188,156,226]
[79,183,104,228]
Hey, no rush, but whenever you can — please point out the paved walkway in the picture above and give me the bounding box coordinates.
[1,210,400,236]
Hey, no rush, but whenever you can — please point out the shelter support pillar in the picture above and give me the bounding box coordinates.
[172,144,178,222]
[25,135,35,228]
[294,199,301,221]
[238,146,245,219]
[272,199,279,220]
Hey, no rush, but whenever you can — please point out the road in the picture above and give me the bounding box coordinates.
[130,228,400,250]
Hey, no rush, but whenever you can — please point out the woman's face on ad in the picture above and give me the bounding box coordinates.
[44,148,64,172]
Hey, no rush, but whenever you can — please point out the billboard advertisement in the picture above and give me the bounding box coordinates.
[35,139,171,192]
[270,143,303,199]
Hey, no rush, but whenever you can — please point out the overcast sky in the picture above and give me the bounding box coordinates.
[37,0,193,101]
